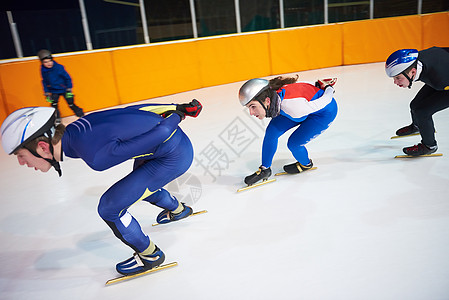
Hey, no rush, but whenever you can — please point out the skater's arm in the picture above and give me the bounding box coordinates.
[129,100,202,119]
[59,65,73,89]
[129,103,178,116]
[41,68,50,94]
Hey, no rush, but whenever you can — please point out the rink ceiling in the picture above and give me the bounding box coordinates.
[1,62,449,299]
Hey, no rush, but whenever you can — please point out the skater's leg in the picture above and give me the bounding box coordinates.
[50,93,61,122]
[98,166,159,254]
[287,99,337,165]
[410,85,449,147]
[99,136,193,253]
[142,188,180,212]
[64,92,84,117]
[261,115,299,168]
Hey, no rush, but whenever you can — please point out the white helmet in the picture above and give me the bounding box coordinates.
[238,78,269,106]
[1,107,56,155]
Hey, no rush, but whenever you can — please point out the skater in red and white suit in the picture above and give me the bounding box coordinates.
[239,75,338,185]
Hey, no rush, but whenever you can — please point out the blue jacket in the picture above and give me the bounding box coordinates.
[40,61,73,94]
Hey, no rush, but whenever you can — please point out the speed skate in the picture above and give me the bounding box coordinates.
[274,166,317,176]
[237,167,317,192]
[237,178,276,192]
[152,210,208,226]
[390,133,420,139]
[105,262,178,285]
[395,153,443,158]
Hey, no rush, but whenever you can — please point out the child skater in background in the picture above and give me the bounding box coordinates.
[38,49,85,123]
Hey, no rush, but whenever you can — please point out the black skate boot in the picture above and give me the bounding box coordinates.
[403,143,437,156]
[396,124,419,136]
[244,166,271,185]
[283,160,313,174]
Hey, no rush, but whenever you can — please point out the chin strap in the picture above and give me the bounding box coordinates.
[25,145,62,177]
[258,99,269,116]
[256,89,279,118]
[402,61,418,89]
[402,71,415,89]
[25,128,62,177]
[46,142,62,177]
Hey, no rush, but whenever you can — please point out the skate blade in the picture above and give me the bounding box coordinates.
[275,167,318,176]
[390,133,420,139]
[105,262,178,285]
[394,153,443,158]
[152,210,208,227]
[237,178,276,192]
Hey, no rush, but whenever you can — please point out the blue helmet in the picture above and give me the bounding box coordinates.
[385,49,418,77]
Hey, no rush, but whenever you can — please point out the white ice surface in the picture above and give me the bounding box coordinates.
[1,63,449,300]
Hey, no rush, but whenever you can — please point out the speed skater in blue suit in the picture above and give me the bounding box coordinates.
[238,75,338,185]
[0,99,203,276]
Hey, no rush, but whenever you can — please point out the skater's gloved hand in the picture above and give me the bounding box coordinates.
[44,92,53,103]
[315,78,337,90]
[176,99,202,118]
[161,110,185,120]
[65,89,74,99]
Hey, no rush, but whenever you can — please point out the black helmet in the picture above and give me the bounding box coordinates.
[37,49,52,61]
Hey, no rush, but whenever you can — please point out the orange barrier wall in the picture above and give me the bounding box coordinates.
[269,23,343,75]
[197,33,271,88]
[342,15,422,65]
[0,60,42,116]
[113,42,202,104]
[0,75,7,122]
[421,12,449,48]
[55,52,120,114]
[0,12,447,125]
[0,51,119,118]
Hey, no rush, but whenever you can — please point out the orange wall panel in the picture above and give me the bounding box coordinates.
[112,42,202,104]
[54,52,119,114]
[197,33,272,86]
[0,71,8,121]
[269,24,343,75]
[0,52,119,122]
[343,15,422,65]
[422,12,449,49]
[0,60,44,115]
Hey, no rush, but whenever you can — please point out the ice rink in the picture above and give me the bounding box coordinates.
[1,62,449,300]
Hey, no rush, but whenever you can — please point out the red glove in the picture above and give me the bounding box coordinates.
[315,78,337,90]
[176,99,203,118]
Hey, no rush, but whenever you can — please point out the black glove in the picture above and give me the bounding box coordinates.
[176,99,202,118]
[161,110,185,120]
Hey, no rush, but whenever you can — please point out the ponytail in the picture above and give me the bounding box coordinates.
[268,74,299,90]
